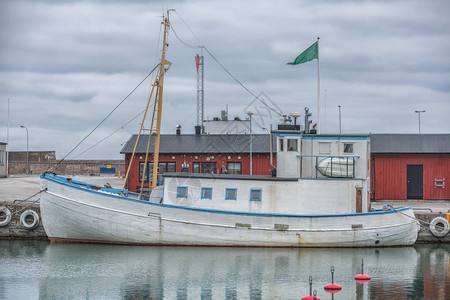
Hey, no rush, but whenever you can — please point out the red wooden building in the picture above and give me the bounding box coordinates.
[120,133,276,192]
[371,134,449,200]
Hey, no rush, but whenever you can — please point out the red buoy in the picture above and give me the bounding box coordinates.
[324,266,342,292]
[354,258,371,284]
[301,296,320,300]
[324,283,342,292]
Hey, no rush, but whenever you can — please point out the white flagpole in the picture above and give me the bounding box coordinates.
[317,37,320,134]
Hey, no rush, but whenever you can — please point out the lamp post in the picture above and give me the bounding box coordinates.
[415,110,425,134]
[20,125,29,176]
[247,112,253,175]
[338,105,342,135]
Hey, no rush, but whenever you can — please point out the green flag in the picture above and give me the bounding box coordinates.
[287,41,318,65]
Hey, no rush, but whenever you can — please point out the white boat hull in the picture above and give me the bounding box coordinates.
[40,174,419,247]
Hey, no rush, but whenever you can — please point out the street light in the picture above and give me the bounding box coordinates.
[415,110,425,134]
[338,105,342,135]
[20,125,29,176]
[247,112,253,175]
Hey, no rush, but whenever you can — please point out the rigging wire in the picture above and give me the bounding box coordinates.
[71,109,147,160]
[171,10,283,117]
[47,64,159,172]
[202,46,283,117]
[171,25,201,49]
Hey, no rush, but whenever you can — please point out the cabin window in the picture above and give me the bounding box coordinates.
[227,162,242,174]
[201,187,213,199]
[287,139,298,151]
[319,142,331,155]
[193,162,200,173]
[250,189,262,201]
[279,138,284,151]
[0,150,4,164]
[177,186,188,198]
[344,143,354,154]
[225,188,237,200]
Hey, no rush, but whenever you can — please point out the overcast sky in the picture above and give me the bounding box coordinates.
[1,0,449,159]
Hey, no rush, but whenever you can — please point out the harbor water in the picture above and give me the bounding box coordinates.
[1,241,449,299]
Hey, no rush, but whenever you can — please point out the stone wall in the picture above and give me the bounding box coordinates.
[0,203,47,240]
[415,213,450,243]
[7,151,125,176]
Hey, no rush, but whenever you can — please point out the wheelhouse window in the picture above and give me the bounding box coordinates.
[250,189,262,201]
[177,186,188,198]
[344,143,354,154]
[201,187,213,199]
[287,139,298,151]
[319,142,331,155]
[227,162,242,174]
[225,188,237,200]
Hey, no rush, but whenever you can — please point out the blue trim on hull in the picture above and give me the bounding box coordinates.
[41,173,412,218]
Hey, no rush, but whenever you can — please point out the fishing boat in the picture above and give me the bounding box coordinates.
[39,11,419,247]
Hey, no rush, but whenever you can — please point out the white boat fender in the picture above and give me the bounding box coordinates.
[429,217,450,238]
[0,206,12,227]
[20,210,40,230]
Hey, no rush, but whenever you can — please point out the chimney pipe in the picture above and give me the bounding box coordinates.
[176,125,181,135]
[195,125,201,135]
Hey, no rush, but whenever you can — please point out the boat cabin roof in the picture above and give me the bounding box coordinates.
[162,172,298,181]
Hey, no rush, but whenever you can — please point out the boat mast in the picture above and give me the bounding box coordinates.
[151,10,172,190]
[121,10,172,196]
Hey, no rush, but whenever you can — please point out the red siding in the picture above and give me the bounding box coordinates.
[124,153,276,192]
[372,154,450,200]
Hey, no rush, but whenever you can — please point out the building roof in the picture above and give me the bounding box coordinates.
[371,134,450,154]
[120,134,275,154]
[120,133,450,155]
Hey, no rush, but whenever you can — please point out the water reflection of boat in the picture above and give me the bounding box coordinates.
[39,10,419,247]
[3,241,448,299]
[34,244,424,299]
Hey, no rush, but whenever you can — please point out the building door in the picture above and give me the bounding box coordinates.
[407,165,423,199]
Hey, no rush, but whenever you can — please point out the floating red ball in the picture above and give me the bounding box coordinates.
[354,274,371,280]
[301,296,320,300]
[324,283,342,292]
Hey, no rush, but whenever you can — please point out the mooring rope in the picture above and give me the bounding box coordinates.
[387,204,432,227]
[4,188,47,216]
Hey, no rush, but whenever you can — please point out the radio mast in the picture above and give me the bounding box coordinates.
[195,50,204,134]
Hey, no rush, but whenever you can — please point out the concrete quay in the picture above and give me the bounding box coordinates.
[1,175,449,244]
